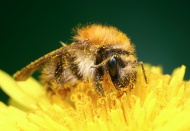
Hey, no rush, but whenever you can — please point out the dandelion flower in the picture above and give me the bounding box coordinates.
[0,65,190,131]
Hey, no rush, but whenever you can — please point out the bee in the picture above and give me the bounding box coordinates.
[14,24,147,96]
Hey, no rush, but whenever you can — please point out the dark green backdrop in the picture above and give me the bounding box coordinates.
[1,1,190,103]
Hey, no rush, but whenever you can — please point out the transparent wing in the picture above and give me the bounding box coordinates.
[14,47,66,81]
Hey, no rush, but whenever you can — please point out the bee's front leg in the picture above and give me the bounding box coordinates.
[94,71,104,96]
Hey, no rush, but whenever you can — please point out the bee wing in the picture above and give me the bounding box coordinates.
[14,47,66,81]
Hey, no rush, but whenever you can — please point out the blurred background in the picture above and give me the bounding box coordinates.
[1,1,190,103]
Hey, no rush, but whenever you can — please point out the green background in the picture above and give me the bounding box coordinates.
[1,1,190,103]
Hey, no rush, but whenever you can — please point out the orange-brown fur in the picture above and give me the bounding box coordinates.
[14,24,145,97]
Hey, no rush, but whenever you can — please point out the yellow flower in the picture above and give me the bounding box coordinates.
[0,65,190,131]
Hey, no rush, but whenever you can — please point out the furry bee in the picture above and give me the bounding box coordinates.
[14,24,147,96]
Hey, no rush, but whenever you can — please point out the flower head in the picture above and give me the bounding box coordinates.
[0,65,190,130]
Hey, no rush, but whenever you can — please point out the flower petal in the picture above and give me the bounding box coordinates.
[0,70,43,110]
[16,77,45,101]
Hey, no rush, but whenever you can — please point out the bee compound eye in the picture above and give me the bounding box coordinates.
[108,56,117,76]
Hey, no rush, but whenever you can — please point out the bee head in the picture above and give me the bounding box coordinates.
[94,47,137,89]
[107,54,137,89]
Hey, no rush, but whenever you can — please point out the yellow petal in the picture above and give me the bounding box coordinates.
[16,77,45,101]
[0,70,43,110]
[0,65,190,130]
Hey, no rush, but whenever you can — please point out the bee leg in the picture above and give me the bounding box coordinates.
[139,61,148,84]
[94,73,104,96]
[46,87,56,97]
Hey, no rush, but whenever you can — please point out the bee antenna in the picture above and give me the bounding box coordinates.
[91,55,114,68]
